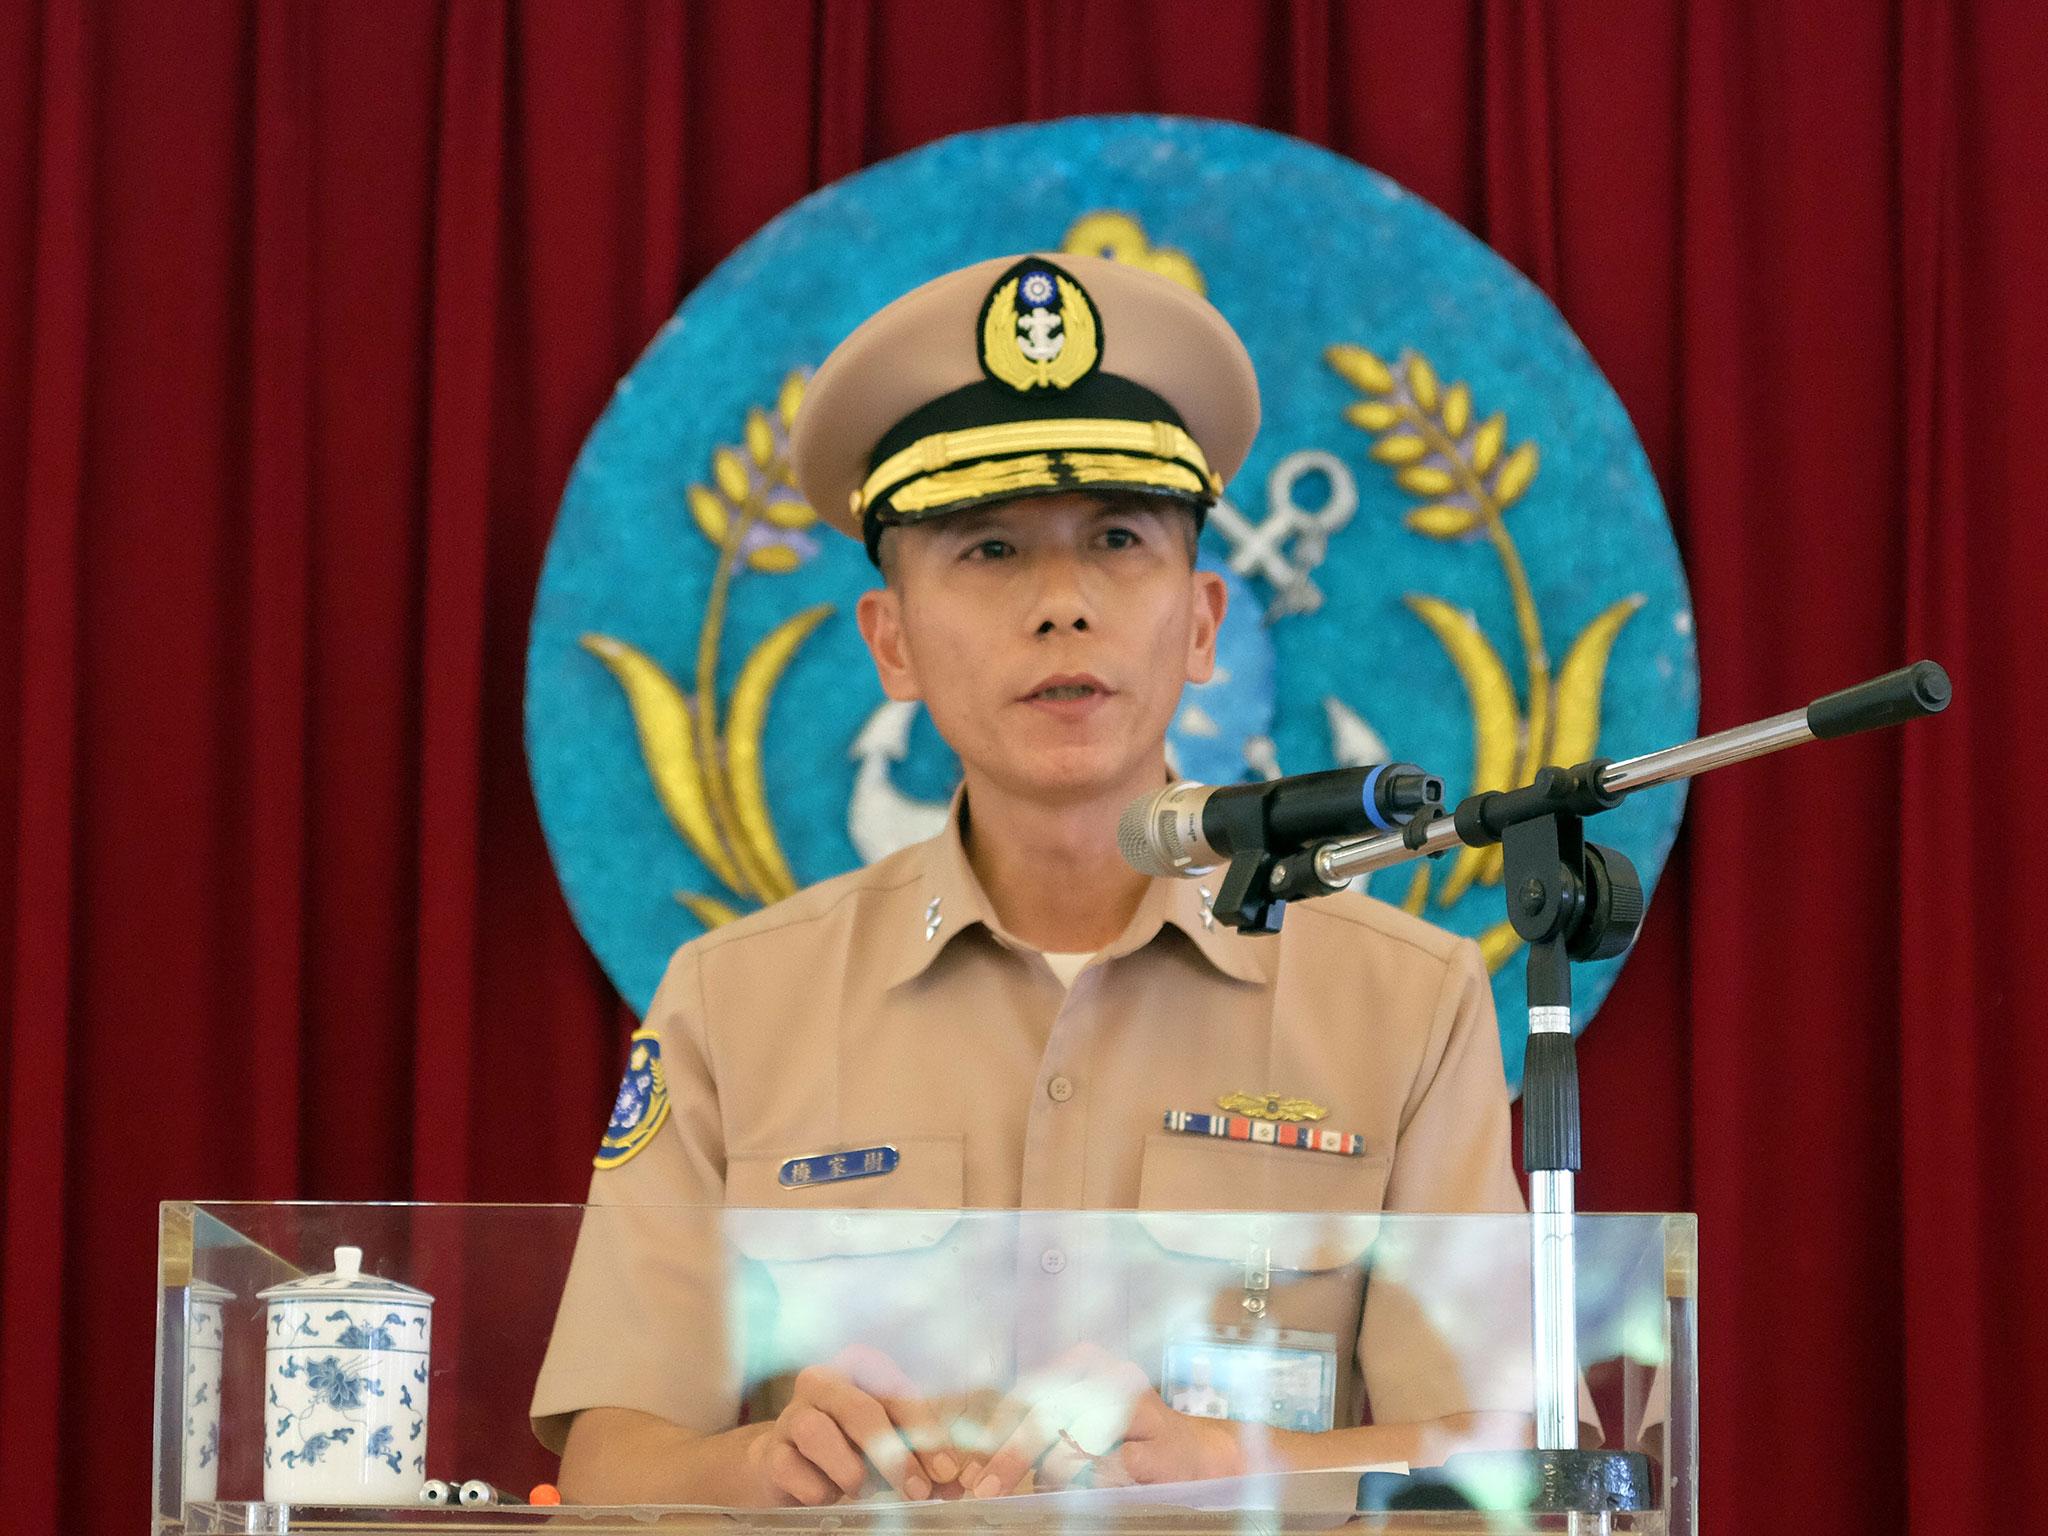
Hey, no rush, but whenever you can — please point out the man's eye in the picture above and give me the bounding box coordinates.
[964,539,1013,561]
[1101,527,1140,550]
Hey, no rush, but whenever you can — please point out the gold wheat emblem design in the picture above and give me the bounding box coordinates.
[1327,343,1644,969]
[580,370,829,929]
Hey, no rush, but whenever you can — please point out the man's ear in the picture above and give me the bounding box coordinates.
[856,586,923,702]
[1184,568,1228,686]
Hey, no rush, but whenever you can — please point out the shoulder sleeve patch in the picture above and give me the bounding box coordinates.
[594,1029,672,1170]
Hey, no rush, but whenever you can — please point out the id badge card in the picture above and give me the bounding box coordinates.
[1161,1325,1338,1433]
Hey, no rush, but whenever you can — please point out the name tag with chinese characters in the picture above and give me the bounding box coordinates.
[778,1145,900,1188]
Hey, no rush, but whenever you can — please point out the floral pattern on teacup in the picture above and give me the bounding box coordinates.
[264,1310,429,1500]
[269,1303,430,1351]
[182,1292,228,1505]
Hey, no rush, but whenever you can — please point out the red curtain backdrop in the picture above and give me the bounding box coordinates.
[2,3,2041,1532]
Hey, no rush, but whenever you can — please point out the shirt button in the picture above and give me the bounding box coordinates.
[1039,1247,1067,1274]
[1046,1075,1075,1103]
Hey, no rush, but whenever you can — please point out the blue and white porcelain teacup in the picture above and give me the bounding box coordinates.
[259,1245,432,1506]
[182,1279,233,1505]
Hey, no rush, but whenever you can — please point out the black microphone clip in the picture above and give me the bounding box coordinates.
[1207,764,1445,935]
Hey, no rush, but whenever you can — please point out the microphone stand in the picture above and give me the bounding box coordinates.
[1221,660,1952,1516]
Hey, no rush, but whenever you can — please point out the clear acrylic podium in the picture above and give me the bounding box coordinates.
[156,1201,1696,1533]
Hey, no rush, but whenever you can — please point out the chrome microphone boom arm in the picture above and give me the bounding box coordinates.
[1310,661,1951,889]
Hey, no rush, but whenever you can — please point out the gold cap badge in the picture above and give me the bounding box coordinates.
[978,258,1102,393]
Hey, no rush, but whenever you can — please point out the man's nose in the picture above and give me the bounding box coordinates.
[1027,552,1095,635]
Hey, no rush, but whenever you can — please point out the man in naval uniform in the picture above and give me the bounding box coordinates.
[531,252,1537,1505]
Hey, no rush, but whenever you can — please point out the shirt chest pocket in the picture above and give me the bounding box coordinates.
[1136,1131,1392,1258]
[1128,1133,1391,1413]
[722,1136,995,1403]
[722,1134,966,1259]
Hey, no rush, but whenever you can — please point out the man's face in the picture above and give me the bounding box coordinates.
[855,493,1227,805]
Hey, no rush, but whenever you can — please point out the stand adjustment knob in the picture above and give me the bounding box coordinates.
[1570,843,1644,962]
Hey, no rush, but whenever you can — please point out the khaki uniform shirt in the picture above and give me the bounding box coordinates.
[531,806,1528,1453]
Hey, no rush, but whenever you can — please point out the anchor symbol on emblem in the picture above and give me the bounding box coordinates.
[1208,449,1359,620]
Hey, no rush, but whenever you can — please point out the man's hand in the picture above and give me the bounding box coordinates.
[956,1344,1246,1498]
[742,1344,962,1505]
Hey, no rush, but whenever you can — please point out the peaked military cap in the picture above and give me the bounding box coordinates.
[791,252,1260,562]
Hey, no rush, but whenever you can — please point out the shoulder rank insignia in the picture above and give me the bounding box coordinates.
[594,1029,670,1170]
[1217,1091,1327,1123]
[979,258,1102,393]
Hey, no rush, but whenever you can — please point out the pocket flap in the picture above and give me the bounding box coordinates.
[724,1136,965,1261]
[1136,1132,1390,1270]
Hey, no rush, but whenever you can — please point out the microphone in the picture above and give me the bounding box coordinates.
[1118,765,1445,878]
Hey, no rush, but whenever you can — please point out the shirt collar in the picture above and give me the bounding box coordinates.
[887,790,1269,988]
[1153,868,1271,984]
[885,788,996,988]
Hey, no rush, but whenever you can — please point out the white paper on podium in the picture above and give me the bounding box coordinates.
[911,1463,1410,1523]
[603,1464,1412,1527]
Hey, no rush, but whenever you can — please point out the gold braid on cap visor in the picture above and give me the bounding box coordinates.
[856,417,1221,522]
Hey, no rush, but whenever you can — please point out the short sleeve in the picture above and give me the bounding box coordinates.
[529,943,738,1451]
[1383,939,1519,1215]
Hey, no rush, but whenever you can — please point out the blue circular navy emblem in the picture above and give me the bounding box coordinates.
[594,1031,669,1170]
[526,116,1699,1092]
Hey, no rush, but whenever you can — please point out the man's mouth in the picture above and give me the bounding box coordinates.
[1023,674,1111,703]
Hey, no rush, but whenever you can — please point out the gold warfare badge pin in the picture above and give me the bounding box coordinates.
[978,258,1102,393]
[1217,1090,1328,1123]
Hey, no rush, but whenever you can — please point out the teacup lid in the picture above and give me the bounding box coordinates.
[257,1245,433,1306]
[187,1278,236,1303]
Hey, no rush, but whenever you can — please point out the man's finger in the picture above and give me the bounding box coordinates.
[956,1358,1071,1469]
[767,1438,843,1507]
[956,1376,1060,1497]
[1033,1434,1102,1492]
[970,1397,1072,1497]
[786,1405,869,1498]
[982,1365,1155,1497]
[1110,1435,1171,1487]
[836,1348,959,1488]
[880,1393,960,1488]
[812,1376,930,1499]
[1118,1393,1244,1487]
[1110,1388,1169,1448]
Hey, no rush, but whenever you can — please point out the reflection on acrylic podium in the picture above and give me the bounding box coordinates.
[157,1201,1695,1534]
